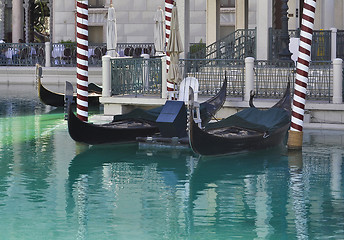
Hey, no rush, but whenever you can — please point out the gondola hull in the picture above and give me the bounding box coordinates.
[68,107,160,145]
[189,120,290,156]
[189,82,291,156]
[66,77,228,145]
[38,81,100,107]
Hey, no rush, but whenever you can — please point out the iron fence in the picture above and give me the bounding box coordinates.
[116,43,155,57]
[0,42,155,67]
[254,60,332,101]
[181,59,245,98]
[109,57,332,101]
[51,43,78,67]
[307,61,332,101]
[337,30,344,60]
[312,30,331,61]
[189,29,256,60]
[269,29,300,60]
[254,60,295,98]
[111,57,162,96]
[269,29,331,61]
[0,43,45,66]
[181,59,332,101]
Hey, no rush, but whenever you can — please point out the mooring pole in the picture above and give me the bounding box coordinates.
[76,0,89,122]
[165,0,174,99]
[287,0,317,150]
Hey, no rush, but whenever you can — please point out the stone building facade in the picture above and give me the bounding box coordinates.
[0,0,343,59]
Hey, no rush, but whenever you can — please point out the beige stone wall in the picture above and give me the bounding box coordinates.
[52,0,207,45]
[53,0,76,43]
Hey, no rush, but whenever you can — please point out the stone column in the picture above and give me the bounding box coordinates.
[331,28,337,60]
[322,0,334,29]
[12,0,24,43]
[176,0,190,59]
[256,0,272,60]
[0,0,5,40]
[235,0,248,30]
[206,0,220,46]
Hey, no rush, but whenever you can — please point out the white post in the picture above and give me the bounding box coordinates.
[245,57,255,102]
[45,42,51,67]
[235,0,246,30]
[331,28,337,61]
[102,55,111,97]
[323,0,334,30]
[332,58,343,104]
[161,56,167,99]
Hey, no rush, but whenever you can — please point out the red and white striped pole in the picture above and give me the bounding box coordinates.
[288,0,317,149]
[76,0,89,122]
[165,0,174,96]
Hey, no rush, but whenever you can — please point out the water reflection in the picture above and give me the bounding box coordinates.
[0,84,55,117]
[67,144,197,239]
[66,143,343,239]
[0,112,65,203]
[0,85,343,239]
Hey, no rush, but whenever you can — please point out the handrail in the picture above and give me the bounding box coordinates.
[188,29,256,60]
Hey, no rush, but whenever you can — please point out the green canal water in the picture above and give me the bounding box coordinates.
[0,85,343,240]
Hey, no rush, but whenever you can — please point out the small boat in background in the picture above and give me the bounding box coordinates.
[189,82,291,156]
[36,64,101,107]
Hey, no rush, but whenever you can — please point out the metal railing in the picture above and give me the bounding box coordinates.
[312,30,331,61]
[337,30,344,60]
[254,60,295,98]
[109,57,333,102]
[181,59,245,97]
[269,29,300,60]
[254,60,332,101]
[116,43,155,57]
[307,61,332,101]
[269,29,332,61]
[188,29,256,60]
[111,57,162,96]
[0,43,45,66]
[0,42,155,67]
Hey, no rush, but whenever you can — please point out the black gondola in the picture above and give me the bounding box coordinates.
[66,77,228,145]
[36,64,101,107]
[189,82,291,156]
